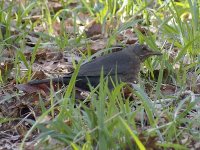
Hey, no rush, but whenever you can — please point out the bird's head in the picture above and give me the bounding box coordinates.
[132,44,162,61]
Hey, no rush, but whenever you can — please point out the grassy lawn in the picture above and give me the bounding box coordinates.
[0,0,199,149]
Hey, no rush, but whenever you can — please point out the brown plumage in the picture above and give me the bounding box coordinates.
[28,44,162,90]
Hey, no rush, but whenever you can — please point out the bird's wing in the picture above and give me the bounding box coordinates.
[78,51,140,77]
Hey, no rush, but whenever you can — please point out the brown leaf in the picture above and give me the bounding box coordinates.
[35,50,47,61]
[46,52,63,61]
[85,21,102,37]
[90,39,107,53]
[24,50,47,62]
[15,84,42,94]
[135,25,151,35]
[48,1,63,12]
[53,19,75,35]
[20,93,41,105]
[15,82,63,96]
[124,29,137,44]
[116,34,124,42]
[160,84,176,95]
[31,70,47,80]
[77,12,93,24]
[64,119,72,126]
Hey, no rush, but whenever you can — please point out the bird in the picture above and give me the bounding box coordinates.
[28,44,162,90]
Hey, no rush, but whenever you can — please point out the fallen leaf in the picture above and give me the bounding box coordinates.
[90,39,107,52]
[160,84,177,95]
[15,84,42,94]
[77,12,93,25]
[85,21,102,37]
[31,70,47,80]
[123,29,137,44]
[48,1,63,12]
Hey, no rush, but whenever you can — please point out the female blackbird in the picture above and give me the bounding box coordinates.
[28,44,162,90]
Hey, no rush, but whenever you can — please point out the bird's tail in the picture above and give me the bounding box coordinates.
[28,77,69,85]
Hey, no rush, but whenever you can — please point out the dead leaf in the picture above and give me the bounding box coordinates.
[64,119,72,126]
[85,21,102,37]
[53,19,75,35]
[135,24,151,35]
[90,39,107,53]
[48,1,63,12]
[15,84,42,94]
[123,29,137,44]
[46,52,63,61]
[77,12,93,25]
[20,93,41,105]
[31,70,47,80]
[160,84,176,95]
[116,34,124,42]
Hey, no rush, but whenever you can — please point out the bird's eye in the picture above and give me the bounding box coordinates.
[142,46,146,50]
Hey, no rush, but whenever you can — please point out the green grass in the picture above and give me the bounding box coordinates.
[0,0,199,150]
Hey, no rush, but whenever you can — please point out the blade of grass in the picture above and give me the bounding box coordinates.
[119,117,146,150]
